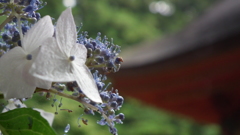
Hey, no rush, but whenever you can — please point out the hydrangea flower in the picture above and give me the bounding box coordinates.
[0,16,54,99]
[30,8,102,103]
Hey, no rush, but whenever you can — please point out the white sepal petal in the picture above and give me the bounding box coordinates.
[70,43,87,65]
[0,47,36,99]
[73,64,102,103]
[2,99,27,113]
[24,48,52,89]
[24,62,52,89]
[0,15,54,99]
[22,16,54,53]
[30,38,75,82]
[33,108,55,126]
[55,7,77,56]
[30,8,102,103]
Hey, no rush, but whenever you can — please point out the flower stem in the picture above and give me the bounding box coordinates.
[17,16,23,40]
[35,88,100,113]
[35,88,113,127]
[0,12,7,16]
[87,64,106,68]
[0,14,15,31]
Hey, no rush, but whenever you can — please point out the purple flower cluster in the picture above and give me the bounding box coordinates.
[0,0,42,20]
[0,0,43,51]
[62,70,124,135]
[20,0,43,19]
[78,31,123,73]
[98,89,125,135]
[2,23,21,48]
[93,71,124,134]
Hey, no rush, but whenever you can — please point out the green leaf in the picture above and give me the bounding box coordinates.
[0,108,57,135]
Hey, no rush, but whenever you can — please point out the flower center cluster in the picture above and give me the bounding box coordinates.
[69,56,75,61]
[26,54,32,60]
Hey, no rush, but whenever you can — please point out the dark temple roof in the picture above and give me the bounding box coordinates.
[121,0,240,68]
[110,0,240,127]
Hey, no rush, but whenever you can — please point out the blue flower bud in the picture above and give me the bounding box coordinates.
[118,113,125,120]
[2,33,11,42]
[35,12,41,20]
[24,5,34,12]
[12,31,20,42]
[110,101,118,108]
[115,57,123,64]
[116,96,124,105]
[85,43,94,50]
[95,56,104,64]
[22,26,30,34]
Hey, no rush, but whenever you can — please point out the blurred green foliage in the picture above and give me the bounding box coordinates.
[40,0,219,48]
[0,96,221,135]
[22,95,220,135]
